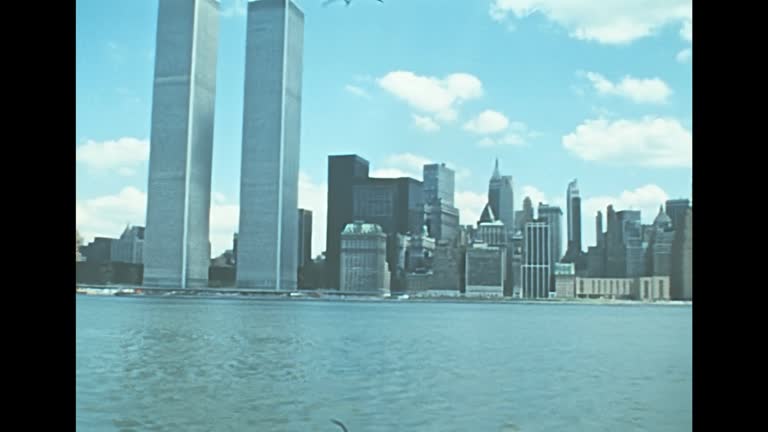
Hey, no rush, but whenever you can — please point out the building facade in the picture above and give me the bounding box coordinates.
[488,159,514,238]
[339,222,390,295]
[431,241,464,292]
[522,220,551,298]
[144,0,220,288]
[554,262,576,298]
[564,179,582,258]
[298,209,313,270]
[465,243,505,297]
[538,203,563,268]
[423,163,455,206]
[326,155,370,289]
[665,199,691,232]
[237,0,304,290]
[671,208,692,300]
[111,226,145,264]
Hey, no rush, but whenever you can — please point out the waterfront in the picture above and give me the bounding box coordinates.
[76,296,692,431]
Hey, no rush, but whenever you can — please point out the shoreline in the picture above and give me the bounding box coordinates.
[76,287,691,307]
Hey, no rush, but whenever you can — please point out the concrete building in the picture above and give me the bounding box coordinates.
[406,231,435,272]
[405,272,434,292]
[488,159,514,238]
[237,0,304,290]
[298,209,312,270]
[431,240,464,292]
[515,197,534,232]
[111,225,145,264]
[465,242,505,297]
[425,200,460,243]
[339,222,390,295]
[646,206,675,276]
[477,220,506,246]
[671,207,692,300]
[574,277,634,299]
[595,211,604,248]
[508,231,524,298]
[326,155,370,289]
[617,210,645,278]
[633,276,671,301]
[538,203,563,268]
[143,0,220,288]
[522,220,551,298]
[665,199,691,232]
[81,237,116,263]
[554,262,576,298]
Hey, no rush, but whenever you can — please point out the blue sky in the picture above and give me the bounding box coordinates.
[76,0,692,257]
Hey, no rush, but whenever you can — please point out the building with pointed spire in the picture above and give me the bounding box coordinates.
[646,206,675,277]
[487,158,514,239]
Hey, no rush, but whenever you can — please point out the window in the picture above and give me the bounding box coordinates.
[644,280,649,299]
[659,280,664,299]
[580,280,584,293]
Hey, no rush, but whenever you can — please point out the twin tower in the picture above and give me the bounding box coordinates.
[143,0,304,290]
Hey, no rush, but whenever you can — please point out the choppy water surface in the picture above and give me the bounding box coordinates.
[76,296,692,431]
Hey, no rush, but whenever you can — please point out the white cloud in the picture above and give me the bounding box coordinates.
[344,85,370,99]
[221,0,247,18]
[370,168,416,179]
[584,72,672,104]
[117,167,137,177]
[378,153,471,182]
[455,191,487,226]
[562,117,692,167]
[386,153,433,172]
[680,20,692,42]
[212,192,228,204]
[76,137,149,173]
[676,48,692,63]
[378,71,483,123]
[412,114,440,132]
[477,133,527,147]
[464,110,510,134]
[489,0,692,44]
[76,187,147,244]
[75,186,241,257]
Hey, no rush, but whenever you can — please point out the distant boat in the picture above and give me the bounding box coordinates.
[397,294,409,300]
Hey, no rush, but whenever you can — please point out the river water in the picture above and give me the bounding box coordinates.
[76,296,692,431]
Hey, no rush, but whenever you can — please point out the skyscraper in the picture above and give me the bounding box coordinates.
[423,163,460,242]
[522,220,551,298]
[237,0,304,290]
[538,203,563,266]
[565,179,582,257]
[595,211,604,248]
[326,155,370,289]
[515,196,534,232]
[144,0,220,288]
[423,163,454,206]
[488,159,514,238]
[665,199,691,232]
[297,209,312,270]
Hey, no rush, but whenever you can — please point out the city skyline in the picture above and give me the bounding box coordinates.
[76,0,693,258]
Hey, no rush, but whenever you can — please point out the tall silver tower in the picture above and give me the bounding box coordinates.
[237,0,304,290]
[143,0,220,288]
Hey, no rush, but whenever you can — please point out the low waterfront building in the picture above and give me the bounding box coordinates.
[465,242,505,297]
[554,263,576,298]
[340,222,391,295]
